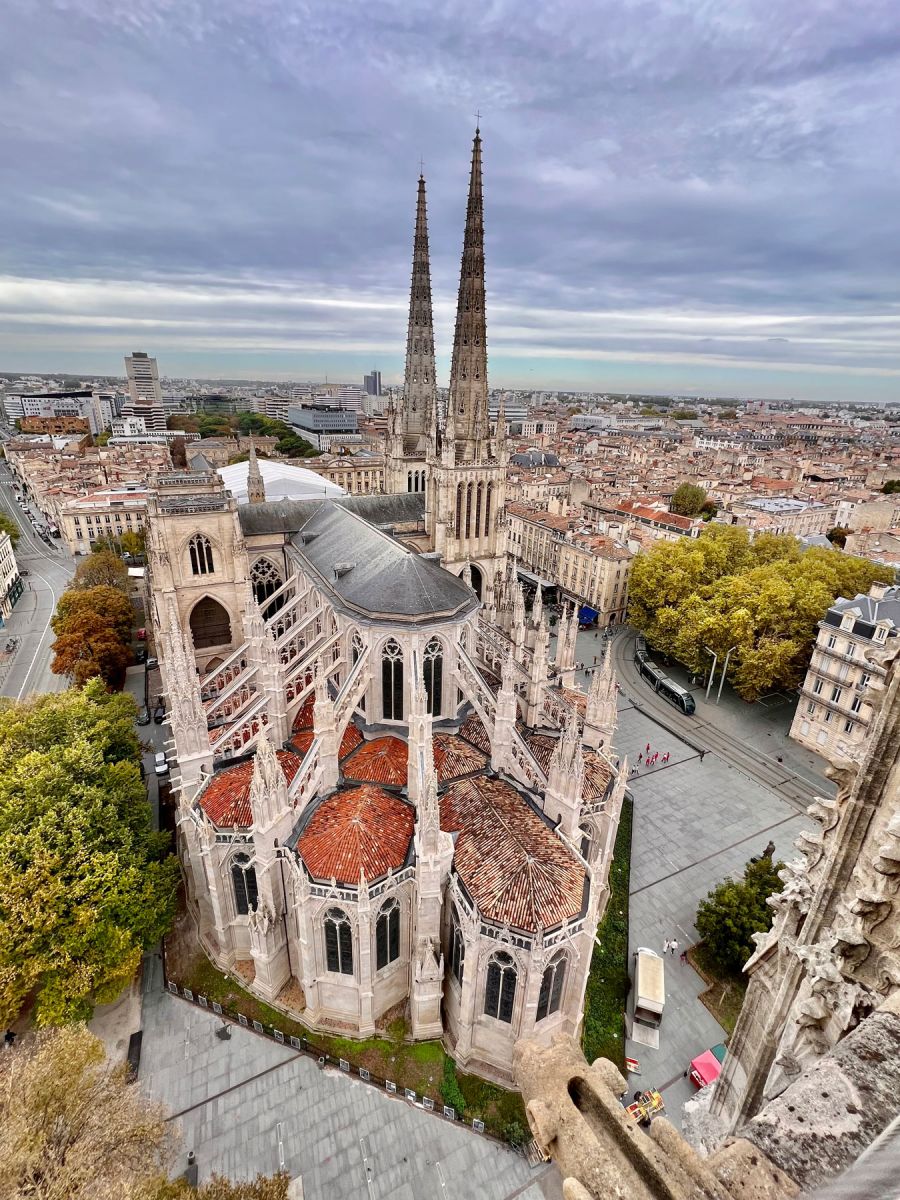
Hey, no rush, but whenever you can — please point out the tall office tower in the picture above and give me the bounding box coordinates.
[124,352,166,431]
[364,370,383,396]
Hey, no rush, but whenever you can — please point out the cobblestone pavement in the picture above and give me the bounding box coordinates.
[139,956,562,1200]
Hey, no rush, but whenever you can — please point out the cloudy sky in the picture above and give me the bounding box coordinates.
[2,0,899,400]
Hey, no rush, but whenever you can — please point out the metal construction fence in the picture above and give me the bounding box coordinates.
[164,978,525,1152]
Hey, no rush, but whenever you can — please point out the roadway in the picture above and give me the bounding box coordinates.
[0,459,74,700]
[606,625,833,811]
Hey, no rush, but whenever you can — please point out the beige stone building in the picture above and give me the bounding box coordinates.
[60,485,148,556]
[304,451,385,495]
[0,531,23,620]
[790,580,897,765]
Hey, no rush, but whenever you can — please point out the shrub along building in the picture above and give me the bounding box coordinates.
[148,130,626,1083]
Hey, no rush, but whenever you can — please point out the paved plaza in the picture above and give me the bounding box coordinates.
[566,625,826,1128]
[139,956,561,1200]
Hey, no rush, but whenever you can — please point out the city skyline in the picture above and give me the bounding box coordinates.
[2,0,899,402]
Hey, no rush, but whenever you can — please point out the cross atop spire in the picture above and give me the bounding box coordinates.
[400,172,437,451]
[447,127,489,463]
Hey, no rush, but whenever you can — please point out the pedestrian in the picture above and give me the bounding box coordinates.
[669,938,679,956]
[662,752,670,764]
[680,950,687,965]
[663,938,670,954]
[637,752,643,764]
[646,742,651,756]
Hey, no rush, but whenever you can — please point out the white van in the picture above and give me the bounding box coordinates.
[633,947,665,1034]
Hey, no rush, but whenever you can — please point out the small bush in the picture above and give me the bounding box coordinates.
[440,1056,468,1114]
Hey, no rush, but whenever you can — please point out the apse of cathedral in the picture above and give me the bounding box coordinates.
[147,130,625,1083]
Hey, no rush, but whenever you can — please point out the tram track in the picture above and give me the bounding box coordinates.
[612,630,829,814]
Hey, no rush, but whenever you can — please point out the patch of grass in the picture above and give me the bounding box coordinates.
[582,795,633,1071]
[168,941,526,1142]
[688,942,746,1036]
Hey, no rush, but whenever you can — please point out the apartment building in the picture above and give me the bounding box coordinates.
[123,352,166,431]
[0,531,23,621]
[304,451,385,494]
[790,581,898,765]
[60,486,148,556]
[725,496,835,537]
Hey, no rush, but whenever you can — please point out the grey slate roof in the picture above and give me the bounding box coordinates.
[237,495,473,621]
[289,502,475,621]
[829,586,900,631]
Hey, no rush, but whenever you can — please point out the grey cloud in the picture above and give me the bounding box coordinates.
[1,0,898,396]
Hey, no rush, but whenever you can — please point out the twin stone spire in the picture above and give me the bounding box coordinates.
[394,128,491,466]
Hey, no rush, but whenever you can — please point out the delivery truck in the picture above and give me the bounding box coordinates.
[633,947,665,1032]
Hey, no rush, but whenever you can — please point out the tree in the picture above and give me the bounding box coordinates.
[628,525,884,700]
[670,482,708,516]
[73,549,128,591]
[120,528,146,556]
[695,854,784,976]
[170,435,188,468]
[0,683,179,1025]
[826,526,851,549]
[0,1024,290,1200]
[0,1025,172,1200]
[881,480,900,494]
[95,430,111,446]
[51,610,132,687]
[53,585,135,645]
[0,511,20,547]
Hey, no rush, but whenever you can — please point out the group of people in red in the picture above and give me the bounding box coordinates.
[637,742,670,768]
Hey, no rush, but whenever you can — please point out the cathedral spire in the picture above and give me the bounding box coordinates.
[447,127,488,463]
[402,173,438,451]
[246,438,266,505]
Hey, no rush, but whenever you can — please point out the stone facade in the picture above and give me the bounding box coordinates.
[707,616,900,1140]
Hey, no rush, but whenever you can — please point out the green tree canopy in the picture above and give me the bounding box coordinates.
[881,479,900,494]
[0,683,178,1025]
[0,511,21,547]
[51,611,132,687]
[73,549,128,591]
[695,854,783,976]
[628,524,884,700]
[236,412,318,457]
[669,482,709,516]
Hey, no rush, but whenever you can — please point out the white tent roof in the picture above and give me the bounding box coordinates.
[217,459,344,505]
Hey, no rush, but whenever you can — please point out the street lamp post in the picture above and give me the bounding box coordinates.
[704,646,718,702]
[717,645,738,704]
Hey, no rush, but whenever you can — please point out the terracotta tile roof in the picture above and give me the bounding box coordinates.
[291,696,314,734]
[340,723,364,759]
[441,777,585,932]
[561,688,587,716]
[434,734,487,782]
[460,713,491,754]
[297,785,414,883]
[291,729,314,757]
[523,731,556,772]
[582,750,613,803]
[480,668,501,696]
[198,750,302,827]
[343,735,408,786]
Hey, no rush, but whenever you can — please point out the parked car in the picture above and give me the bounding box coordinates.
[689,1043,727,1088]
[135,646,147,664]
[20,569,29,577]
[136,628,147,640]
[146,656,158,670]
[153,705,166,725]
[137,706,151,726]
[154,752,169,777]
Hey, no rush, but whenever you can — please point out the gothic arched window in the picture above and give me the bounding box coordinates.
[407,470,413,492]
[465,482,473,538]
[449,904,465,985]
[351,630,364,666]
[485,482,493,531]
[324,907,353,975]
[484,951,517,1023]
[381,638,404,721]
[251,557,284,618]
[455,483,463,534]
[475,481,484,538]
[424,637,443,717]
[190,597,232,649]
[231,852,258,916]
[188,533,214,576]
[375,897,401,970]
[537,952,567,1022]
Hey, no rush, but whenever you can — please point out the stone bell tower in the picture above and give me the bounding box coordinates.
[426,127,507,600]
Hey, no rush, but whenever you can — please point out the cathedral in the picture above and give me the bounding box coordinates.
[148,130,625,1083]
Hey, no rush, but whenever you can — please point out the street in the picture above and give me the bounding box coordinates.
[0,459,74,700]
